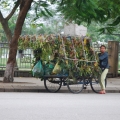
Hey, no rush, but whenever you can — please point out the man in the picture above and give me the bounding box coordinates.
[98,45,109,94]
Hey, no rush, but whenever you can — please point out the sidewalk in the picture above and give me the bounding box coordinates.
[0,77,120,93]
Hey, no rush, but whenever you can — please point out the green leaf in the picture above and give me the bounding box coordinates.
[41,10,48,17]
[109,16,120,26]
[60,0,64,5]
[44,8,53,17]
[33,17,38,21]
[98,26,115,34]
[37,23,43,27]
[31,24,37,28]
[49,0,56,4]
[41,3,49,7]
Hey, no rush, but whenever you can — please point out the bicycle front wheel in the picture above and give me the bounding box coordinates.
[44,77,62,93]
[67,78,84,94]
[90,76,107,93]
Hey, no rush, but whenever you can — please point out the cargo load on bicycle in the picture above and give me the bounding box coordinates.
[18,35,103,93]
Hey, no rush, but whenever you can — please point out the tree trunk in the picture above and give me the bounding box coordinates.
[0,1,20,82]
[3,63,14,82]
[3,0,33,83]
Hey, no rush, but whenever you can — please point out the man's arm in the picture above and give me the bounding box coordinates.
[99,53,108,60]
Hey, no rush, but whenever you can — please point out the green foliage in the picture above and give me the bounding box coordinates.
[87,22,120,42]
[1,0,120,42]
[98,27,116,34]
[55,0,108,25]
[32,0,54,22]
[109,16,120,26]
[49,0,120,34]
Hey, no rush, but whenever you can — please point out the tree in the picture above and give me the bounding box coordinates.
[0,0,53,82]
[0,0,33,82]
[1,0,120,82]
[52,0,120,34]
[54,0,107,24]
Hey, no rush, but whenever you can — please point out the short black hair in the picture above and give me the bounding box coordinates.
[100,45,106,49]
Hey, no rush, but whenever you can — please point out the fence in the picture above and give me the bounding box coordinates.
[0,42,34,70]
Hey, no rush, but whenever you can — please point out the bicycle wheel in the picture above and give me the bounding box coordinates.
[90,76,107,93]
[44,77,62,93]
[67,78,84,94]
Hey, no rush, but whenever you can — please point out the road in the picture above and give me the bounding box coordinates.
[0,93,120,120]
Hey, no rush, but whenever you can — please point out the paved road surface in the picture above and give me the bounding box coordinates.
[0,93,120,120]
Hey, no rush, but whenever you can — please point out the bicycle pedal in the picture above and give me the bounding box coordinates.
[83,87,87,89]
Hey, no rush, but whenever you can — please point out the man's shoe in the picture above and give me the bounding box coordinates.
[99,91,106,94]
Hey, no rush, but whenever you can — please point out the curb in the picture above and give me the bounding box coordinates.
[0,87,119,93]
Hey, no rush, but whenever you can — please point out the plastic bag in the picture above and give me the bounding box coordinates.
[44,62,55,75]
[32,60,44,78]
[52,62,61,74]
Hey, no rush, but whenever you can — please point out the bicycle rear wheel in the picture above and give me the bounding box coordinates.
[67,78,84,94]
[90,76,107,93]
[44,77,62,93]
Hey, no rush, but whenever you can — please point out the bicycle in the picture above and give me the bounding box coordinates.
[67,75,107,94]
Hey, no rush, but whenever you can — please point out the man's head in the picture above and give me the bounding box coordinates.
[100,45,106,53]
